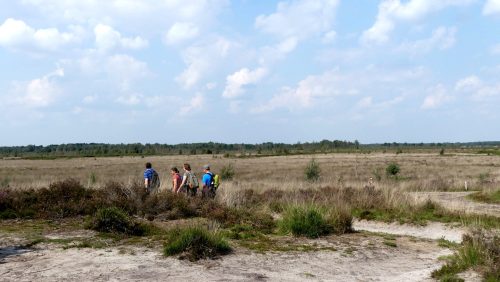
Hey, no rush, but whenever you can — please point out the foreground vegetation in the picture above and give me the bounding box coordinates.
[1,149,499,279]
[432,229,499,281]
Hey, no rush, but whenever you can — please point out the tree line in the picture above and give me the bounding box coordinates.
[0,140,498,158]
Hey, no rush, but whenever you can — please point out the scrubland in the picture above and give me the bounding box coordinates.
[0,152,498,281]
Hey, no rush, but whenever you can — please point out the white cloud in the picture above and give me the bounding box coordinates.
[179,93,204,115]
[21,0,228,36]
[490,43,500,55]
[206,82,217,90]
[322,30,337,44]
[455,75,500,101]
[253,66,422,113]
[361,0,474,45]
[222,67,268,98]
[253,69,341,113]
[10,68,65,108]
[397,26,457,55]
[483,0,500,15]
[82,95,98,104]
[0,18,81,51]
[176,37,236,89]
[259,37,298,65]
[165,22,199,45]
[94,24,148,52]
[255,0,339,40]
[421,84,453,109]
[455,75,482,92]
[116,93,142,105]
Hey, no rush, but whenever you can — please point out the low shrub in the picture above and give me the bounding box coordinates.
[87,207,146,236]
[304,158,320,182]
[278,205,352,238]
[432,229,499,281]
[220,164,235,180]
[279,205,332,238]
[163,226,231,261]
[386,163,400,177]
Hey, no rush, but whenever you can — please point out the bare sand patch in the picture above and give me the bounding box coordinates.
[411,191,500,217]
[0,231,452,282]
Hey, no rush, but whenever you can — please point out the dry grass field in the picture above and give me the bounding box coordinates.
[1,152,499,192]
[1,152,499,281]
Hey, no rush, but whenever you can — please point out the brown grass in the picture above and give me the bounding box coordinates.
[1,153,497,193]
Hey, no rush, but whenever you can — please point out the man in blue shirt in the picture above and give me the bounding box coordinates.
[144,162,159,193]
[201,164,215,198]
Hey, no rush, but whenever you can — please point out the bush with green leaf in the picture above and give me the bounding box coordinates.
[87,207,146,236]
[163,226,231,261]
[220,164,235,180]
[279,205,351,238]
[304,158,321,182]
[386,163,400,177]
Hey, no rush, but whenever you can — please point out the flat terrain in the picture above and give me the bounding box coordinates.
[0,223,459,282]
[0,152,498,281]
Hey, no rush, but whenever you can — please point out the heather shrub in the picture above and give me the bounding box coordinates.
[163,226,231,261]
[87,207,146,236]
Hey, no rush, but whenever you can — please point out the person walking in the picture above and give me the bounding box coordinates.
[201,164,215,198]
[144,162,160,194]
[170,167,182,193]
[178,163,199,197]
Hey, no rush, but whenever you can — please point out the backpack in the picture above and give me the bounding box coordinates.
[187,171,199,189]
[150,169,160,190]
[213,174,220,189]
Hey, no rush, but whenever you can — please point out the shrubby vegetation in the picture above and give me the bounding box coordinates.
[432,229,499,281]
[163,226,231,261]
[304,159,321,182]
[278,205,352,238]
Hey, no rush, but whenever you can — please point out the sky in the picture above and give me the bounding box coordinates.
[0,0,499,146]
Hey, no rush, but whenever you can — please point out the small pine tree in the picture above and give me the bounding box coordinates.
[305,159,321,182]
[386,163,400,177]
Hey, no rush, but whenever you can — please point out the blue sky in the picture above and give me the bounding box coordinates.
[1,0,499,146]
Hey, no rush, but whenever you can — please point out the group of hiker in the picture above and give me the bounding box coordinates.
[143,162,219,198]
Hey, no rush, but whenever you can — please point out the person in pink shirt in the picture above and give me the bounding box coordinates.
[170,167,182,193]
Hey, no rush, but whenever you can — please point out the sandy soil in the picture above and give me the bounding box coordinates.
[411,191,500,217]
[0,224,460,282]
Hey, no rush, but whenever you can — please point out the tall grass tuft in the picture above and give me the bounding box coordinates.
[164,226,231,261]
[279,205,351,238]
[432,229,499,281]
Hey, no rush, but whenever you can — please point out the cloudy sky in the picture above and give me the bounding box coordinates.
[1,0,499,146]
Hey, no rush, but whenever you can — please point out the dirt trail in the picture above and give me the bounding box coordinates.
[353,220,466,243]
[411,192,500,217]
[0,225,457,282]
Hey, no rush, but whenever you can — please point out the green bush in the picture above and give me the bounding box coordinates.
[304,159,320,182]
[220,164,235,180]
[386,163,400,177]
[163,226,231,261]
[279,206,331,238]
[432,229,499,281]
[87,207,145,236]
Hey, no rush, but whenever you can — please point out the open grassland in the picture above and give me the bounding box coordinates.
[1,152,499,281]
[1,152,499,192]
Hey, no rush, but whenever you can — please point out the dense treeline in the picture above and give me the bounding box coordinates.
[0,140,498,158]
[0,140,358,158]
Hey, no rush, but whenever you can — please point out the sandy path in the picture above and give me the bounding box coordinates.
[411,192,500,217]
[353,220,466,243]
[0,231,452,282]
